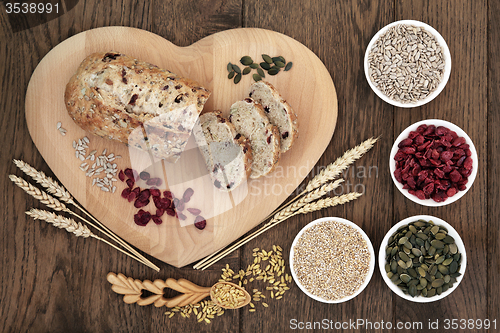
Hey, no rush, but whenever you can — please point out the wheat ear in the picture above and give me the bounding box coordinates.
[26,209,147,264]
[305,137,378,192]
[196,191,362,270]
[11,161,159,271]
[10,174,159,271]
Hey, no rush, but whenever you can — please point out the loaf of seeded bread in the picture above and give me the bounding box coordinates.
[64,52,211,162]
[193,111,253,191]
[229,98,281,179]
[249,81,298,153]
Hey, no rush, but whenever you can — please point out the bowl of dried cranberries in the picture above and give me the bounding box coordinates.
[390,119,477,206]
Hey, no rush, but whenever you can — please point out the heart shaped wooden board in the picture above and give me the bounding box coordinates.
[25,27,337,267]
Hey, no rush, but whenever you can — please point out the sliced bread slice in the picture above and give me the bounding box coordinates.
[249,81,298,153]
[229,98,281,179]
[194,111,252,191]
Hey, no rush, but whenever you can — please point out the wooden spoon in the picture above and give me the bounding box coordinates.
[107,272,250,309]
[210,281,251,309]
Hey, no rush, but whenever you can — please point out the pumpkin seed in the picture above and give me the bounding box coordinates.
[252,74,262,82]
[435,233,446,240]
[228,71,235,79]
[443,235,455,244]
[432,279,444,288]
[409,284,417,297]
[249,63,259,69]
[442,258,454,266]
[227,63,233,72]
[435,256,445,265]
[431,240,444,249]
[430,225,440,235]
[260,62,271,70]
[274,61,286,68]
[268,67,280,75]
[232,64,241,74]
[234,73,242,84]
[242,67,251,75]
[399,252,410,262]
[262,54,273,64]
[400,274,411,283]
[257,68,265,78]
[284,62,293,71]
[449,261,458,274]
[240,56,253,66]
[385,219,462,298]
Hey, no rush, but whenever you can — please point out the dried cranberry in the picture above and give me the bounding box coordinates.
[124,168,137,180]
[140,171,150,180]
[153,196,162,209]
[175,199,185,211]
[398,138,413,148]
[183,188,194,202]
[452,137,466,147]
[160,198,171,210]
[456,156,466,167]
[156,209,164,217]
[401,147,416,155]
[415,190,426,200]
[463,157,473,170]
[423,125,436,136]
[128,192,137,202]
[121,188,131,198]
[177,212,187,221]
[126,178,135,188]
[147,177,162,186]
[194,216,206,230]
[150,189,161,197]
[449,170,462,183]
[440,151,453,162]
[414,135,425,146]
[435,126,449,136]
[138,189,151,201]
[118,170,125,182]
[163,191,173,199]
[187,208,202,215]
[447,188,458,197]
[152,215,162,225]
[134,210,151,226]
[416,125,427,134]
[134,199,149,208]
[166,208,176,216]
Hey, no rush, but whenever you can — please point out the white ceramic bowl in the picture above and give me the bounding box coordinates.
[390,119,478,206]
[379,215,466,303]
[364,20,451,107]
[289,217,375,303]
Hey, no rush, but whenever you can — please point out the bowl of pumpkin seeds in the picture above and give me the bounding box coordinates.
[379,215,466,302]
[364,20,451,107]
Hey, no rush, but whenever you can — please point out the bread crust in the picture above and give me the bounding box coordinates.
[195,111,253,191]
[64,52,211,162]
[249,81,298,153]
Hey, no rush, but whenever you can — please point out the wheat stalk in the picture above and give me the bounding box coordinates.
[196,191,362,270]
[11,161,159,271]
[10,172,159,271]
[271,179,344,222]
[26,209,147,264]
[304,137,378,192]
[14,159,74,204]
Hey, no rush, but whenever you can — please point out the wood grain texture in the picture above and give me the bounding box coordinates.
[25,26,337,267]
[242,1,394,332]
[487,0,500,323]
[393,0,488,331]
[0,0,496,332]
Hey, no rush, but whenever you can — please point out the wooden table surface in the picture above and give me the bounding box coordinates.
[1,1,498,332]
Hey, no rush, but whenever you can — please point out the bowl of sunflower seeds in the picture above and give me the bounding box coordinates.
[364,20,451,107]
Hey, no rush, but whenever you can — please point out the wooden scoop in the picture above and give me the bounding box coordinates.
[107,272,250,309]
